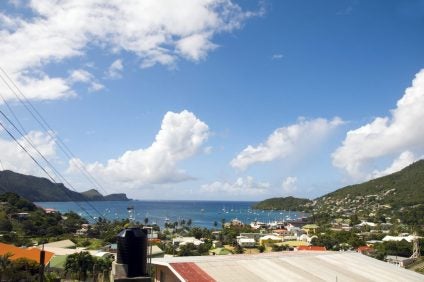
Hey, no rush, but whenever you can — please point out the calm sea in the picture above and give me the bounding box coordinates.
[35,200,308,229]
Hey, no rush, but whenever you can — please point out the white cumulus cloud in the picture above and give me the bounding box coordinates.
[68,110,209,187]
[332,69,424,180]
[370,151,419,179]
[0,130,57,175]
[282,176,297,195]
[0,0,258,101]
[231,117,343,170]
[106,59,124,79]
[201,176,269,196]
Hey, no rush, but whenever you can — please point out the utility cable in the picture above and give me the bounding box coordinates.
[0,109,104,219]
[0,120,97,221]
[0,67,112,196]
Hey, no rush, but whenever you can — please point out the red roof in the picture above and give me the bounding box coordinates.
[357,246,373,253]
[297,246,326,251]
[0,242,54,265]
[170,262,215,282]
[274,229,288,234]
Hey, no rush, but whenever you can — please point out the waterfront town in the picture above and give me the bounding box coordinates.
[0,191,423,281]
[1,0,424,281]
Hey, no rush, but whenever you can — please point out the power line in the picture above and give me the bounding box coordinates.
[0,69,109,221]
[0,109,104,219]
[0,67,112,196]
[0,119,98,221]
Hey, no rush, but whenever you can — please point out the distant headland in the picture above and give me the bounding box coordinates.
[0,170,129,202]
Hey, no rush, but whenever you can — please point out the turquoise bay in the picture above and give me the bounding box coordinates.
[35,200,308,229]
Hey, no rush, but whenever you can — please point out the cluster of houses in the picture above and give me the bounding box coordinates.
[309,189,397,218]
[235,221,320,249]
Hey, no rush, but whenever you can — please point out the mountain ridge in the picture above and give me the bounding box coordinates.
[0,170,129,202]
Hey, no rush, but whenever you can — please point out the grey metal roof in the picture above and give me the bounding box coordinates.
[152,251,424,281]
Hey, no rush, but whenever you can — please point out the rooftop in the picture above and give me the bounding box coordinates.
[152,251,424,281]
[0,242,54,265]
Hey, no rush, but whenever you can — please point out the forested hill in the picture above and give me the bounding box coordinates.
[0,170,129,202]
[253,160,424,213]
[316,159,424,208]
[252,196,312,211]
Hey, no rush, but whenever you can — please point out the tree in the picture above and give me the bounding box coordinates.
[0,217,12,232]
[65,251,94,281]
[233,244,244,254]
[257,245,265,253]
[92,256,112,281]
[178,243,200,257]
[144,217,149,225]
[271,244,283,252]
[10,257,39,281]
[0,253,12,281]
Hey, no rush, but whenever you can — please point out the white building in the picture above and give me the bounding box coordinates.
[172,237,204,246]
[382,235,416,243]
[236,236,256,247]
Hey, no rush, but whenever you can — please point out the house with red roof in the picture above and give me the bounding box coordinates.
[357,245,374,255]
[296,245,326,251]
[0,242,54,266]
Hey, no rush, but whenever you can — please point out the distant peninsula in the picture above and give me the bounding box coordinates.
[0,170,129,202]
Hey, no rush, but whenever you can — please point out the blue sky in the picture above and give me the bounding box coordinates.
[0,0,423,200]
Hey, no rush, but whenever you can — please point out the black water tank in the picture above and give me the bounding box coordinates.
[116,227,148,277]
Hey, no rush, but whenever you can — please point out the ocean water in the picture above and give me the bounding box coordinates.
[35,200,308,229]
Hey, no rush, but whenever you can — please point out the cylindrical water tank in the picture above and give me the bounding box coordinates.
[116,227,148,277]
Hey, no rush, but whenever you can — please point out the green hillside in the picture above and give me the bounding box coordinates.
[252,196,312,211]
[253,160,424,218]
[317,159,424,208]
[0,170,85,202]
[0,170,128,202]
[81,189,104,200]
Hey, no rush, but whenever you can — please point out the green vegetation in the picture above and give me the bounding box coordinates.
[64,251,112,281]
[311,230,365,250]
[318,160,424,208]
[252,196,312,211]
[0,192,78,243]
[0,253,40,281]
[255,160,424,227]
[0,170,128,202]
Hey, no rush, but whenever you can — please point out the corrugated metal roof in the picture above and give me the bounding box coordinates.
[170,262,215,282]
[40,239,76,249]
[153,251,424,282]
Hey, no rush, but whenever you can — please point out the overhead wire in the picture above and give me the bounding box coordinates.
[0,108,103,220]
[0,69,107,221]
[0,67,113,196]
[0,119,98,221]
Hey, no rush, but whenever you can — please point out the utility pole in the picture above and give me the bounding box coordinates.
[39,244,45,282]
